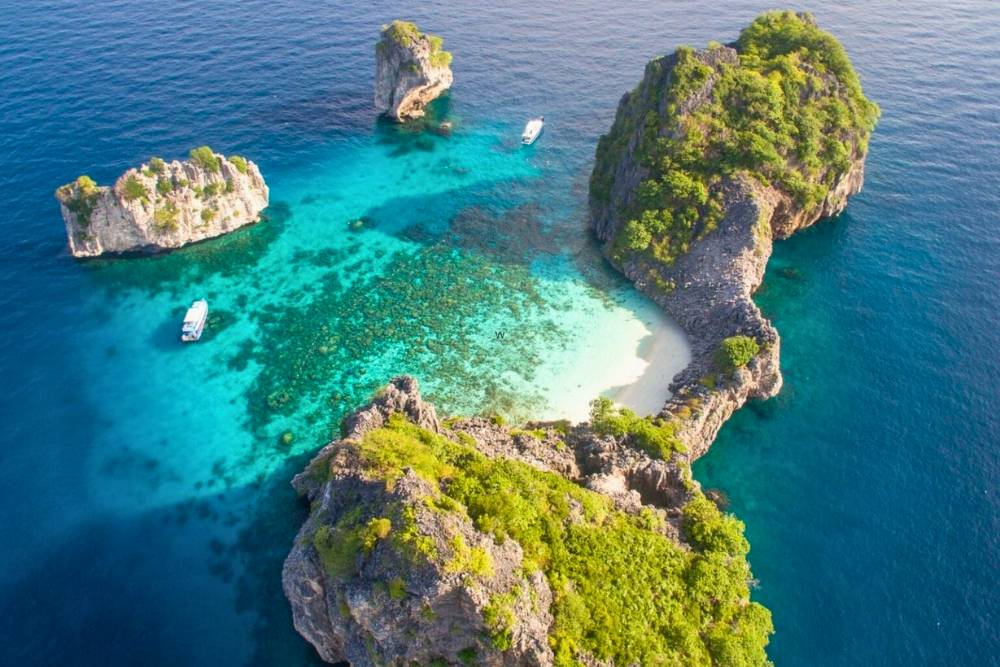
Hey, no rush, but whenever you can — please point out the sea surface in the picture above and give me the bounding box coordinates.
[0,1,997,665]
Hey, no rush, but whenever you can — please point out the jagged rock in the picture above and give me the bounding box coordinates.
[54,148,268,257]
[374,20,453,121]
[589,12,876,457]
[284,378,707,665]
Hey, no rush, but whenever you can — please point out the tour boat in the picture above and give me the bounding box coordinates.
[181,299,208,342]
[521,116,544,145]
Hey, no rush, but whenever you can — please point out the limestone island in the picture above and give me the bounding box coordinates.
[55,146,268,257]
[375,20,453,122]
[283,11,877,666]
[590,10,879,456]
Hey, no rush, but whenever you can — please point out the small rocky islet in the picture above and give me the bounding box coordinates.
[282,11,877,666]
[55,147,268,257]
[375,20,454,122]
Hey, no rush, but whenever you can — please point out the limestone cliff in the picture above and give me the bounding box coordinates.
[283,377,771,666]
[374,20,453,121]
[588,11,878,457]
[55,147,268,257]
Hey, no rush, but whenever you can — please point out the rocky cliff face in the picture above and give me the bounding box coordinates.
[283,377,750,666]
[589,12,877,457]
[55,148,268,257]
[374,20,453,121]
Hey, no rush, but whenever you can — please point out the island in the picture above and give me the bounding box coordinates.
[375,20,454,121]
[283,377,770,666]
[283,11,877,666]
[590,10,878,455]
[54,146,268,257]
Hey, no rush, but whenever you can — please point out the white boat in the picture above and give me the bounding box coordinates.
[181,299,208,342]
[522,116,544,145]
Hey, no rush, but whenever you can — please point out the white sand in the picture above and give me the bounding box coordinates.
[530,286,691,423]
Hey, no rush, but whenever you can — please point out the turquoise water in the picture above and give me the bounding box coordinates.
[1,1,998,665]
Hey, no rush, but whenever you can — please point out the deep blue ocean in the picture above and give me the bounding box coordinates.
[1,1,998,665]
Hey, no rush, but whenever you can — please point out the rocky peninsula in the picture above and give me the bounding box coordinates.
[284,377,770,666]
[374,20,453,121]
[55,146,268,257]
[283,11,877,666]
[590,11,879,456]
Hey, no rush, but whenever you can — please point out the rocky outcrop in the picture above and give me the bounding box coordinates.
[55,148,268,257]
[283,378,704,665]
[375,20,453,121]
[589,12,877,457]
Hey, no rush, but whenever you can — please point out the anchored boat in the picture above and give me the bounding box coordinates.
[181,299,208,342]
[522,116,544,145]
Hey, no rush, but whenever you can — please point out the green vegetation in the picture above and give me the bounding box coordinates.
[188,145,221,172]
[589,396,684,458]
[591,11,879,265]
[337,413,769,665]
[153,201,179,232]
[148,156,166,174]
[381,20,452,68]
[715,335,760,370]
[201,182,222,198]
[156,177,172,195]
[227,154,249,174]
[122,174,149,204]
[55,175,101,225]
[443,535,494,578]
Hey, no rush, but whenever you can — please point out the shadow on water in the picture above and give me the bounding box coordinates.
[0,450,325,667]
[78,201,292,299]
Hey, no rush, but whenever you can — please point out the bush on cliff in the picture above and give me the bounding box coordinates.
[227,155,249,174]
[122,174,148,204]
[189,146,221,173]
[592,11,879,265]
[715,335,760,370]
[589,396,684,458]
[56,175,101,225]
[315,413,770,666]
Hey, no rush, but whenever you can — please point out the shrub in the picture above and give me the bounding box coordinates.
[189,146,221,172]
[588,396,684,458]
[227,155,248,174]
[148,157,166,174]
[122,174,148,203]
[201,208,216,223]
[715,335,760,370]
[56,175,101,225]
[156,177,172,195]
[153,201,179,232]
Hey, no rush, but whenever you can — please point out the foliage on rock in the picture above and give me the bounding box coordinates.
[591,11,879,265]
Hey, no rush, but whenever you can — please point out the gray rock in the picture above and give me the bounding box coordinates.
[374,21,453,121]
